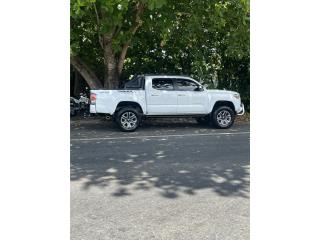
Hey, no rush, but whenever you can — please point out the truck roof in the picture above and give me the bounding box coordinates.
[142,74,192,78]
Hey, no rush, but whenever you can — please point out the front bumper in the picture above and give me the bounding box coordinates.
[237,103,245,115]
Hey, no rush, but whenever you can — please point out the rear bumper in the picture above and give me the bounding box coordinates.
[237,103,245,115]
[90,104,97,113]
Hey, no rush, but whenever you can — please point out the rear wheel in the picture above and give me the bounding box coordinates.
[116,107,141,132]
[212,106,235,129]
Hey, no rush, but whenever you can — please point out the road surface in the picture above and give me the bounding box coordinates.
[71,118,250,240]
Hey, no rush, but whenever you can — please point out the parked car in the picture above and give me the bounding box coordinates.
[90,75,244,131]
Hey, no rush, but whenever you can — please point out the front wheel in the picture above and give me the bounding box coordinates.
[212,106,235,129]
[116,107,141,132]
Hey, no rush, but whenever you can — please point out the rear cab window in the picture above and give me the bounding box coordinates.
[124,76,145,89]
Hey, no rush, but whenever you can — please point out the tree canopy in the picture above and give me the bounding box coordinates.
[70,0,250,106]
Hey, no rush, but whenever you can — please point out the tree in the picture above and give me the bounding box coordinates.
[71,0,166,89]
[122,0,250,102]
[71,0,250,108]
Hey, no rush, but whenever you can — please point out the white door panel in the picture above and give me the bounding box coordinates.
[177,91,208,114]
[174,78,209,114]
[146,90,178,114]
[146,78,177,114]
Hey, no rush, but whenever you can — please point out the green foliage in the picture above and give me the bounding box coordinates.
[71,0,250,107]
[71,0,168,53]
[121,0,249,104]
[147,0,166,10]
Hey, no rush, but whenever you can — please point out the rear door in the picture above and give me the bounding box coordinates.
[146,78,178,115]
[174,78,208,114]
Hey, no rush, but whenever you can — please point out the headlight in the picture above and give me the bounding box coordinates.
[233,93,240,99]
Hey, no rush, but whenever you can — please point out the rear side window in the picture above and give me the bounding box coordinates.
[124,76,144,89]
[152,78,174,90]
[175,78,199,91]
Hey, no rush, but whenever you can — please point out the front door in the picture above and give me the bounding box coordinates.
[175,78,208,114]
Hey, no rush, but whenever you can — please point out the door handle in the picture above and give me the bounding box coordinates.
[151,94,159,96]
[178,94,186,96]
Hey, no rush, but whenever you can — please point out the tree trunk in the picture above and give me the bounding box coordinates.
[70,56,103,89]
[117,43,129,76]
[104,43,119,89]
[73,70,80,96]
[101,2,144,89]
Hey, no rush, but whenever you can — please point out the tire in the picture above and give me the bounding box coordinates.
[212,106,235,129]
[195,116,210,125]
[116,107,141,132]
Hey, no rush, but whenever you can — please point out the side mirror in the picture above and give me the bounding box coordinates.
[195,86,204,91]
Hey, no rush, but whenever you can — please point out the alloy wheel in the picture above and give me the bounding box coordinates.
[120,112,138,130]
[216,110,232,127]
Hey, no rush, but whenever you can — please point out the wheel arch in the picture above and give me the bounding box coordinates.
[212,101,236,113]
[114,101,144,115]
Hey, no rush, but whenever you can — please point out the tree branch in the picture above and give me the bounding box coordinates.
[70,56,103,89]
[93,3,100,26]
[117,42,130,75]
[117,2,145,74]
[112,25,122,39]
[131,1,145,34]
[93,3,104,49]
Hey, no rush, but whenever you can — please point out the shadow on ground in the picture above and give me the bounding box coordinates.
[71,123,249,199]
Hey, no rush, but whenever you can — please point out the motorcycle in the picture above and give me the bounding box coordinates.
[70,92,90,117]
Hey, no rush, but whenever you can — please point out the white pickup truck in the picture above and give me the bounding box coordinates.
[90,75,244,131]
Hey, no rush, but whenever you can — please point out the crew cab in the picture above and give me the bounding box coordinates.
[90,75,244,132]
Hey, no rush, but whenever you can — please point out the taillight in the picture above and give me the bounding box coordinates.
[90,93,96,104]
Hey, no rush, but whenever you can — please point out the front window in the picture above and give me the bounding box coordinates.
[175,78,199,91]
